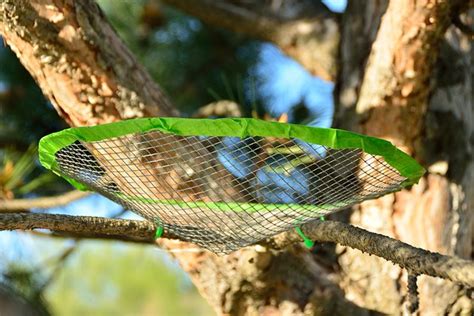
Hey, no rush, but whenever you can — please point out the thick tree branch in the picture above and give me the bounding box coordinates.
[162,0,339,81]
[0,0,177,126]
[269,220,474,288]
[356,0,469,154]
[0,212,164,243]
[1,212,472,288]
[340,1,473,312]
[0,191,89,212]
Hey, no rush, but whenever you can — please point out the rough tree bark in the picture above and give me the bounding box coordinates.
[0,0,177,125]
[1,0,472,315]
[336,1,473,314]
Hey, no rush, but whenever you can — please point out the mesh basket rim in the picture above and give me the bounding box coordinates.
[38,117,425,191]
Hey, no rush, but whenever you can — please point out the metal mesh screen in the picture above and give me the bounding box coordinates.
[51,129,406,254]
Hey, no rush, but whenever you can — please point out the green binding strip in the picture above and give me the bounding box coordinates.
[39,117,425,190]
[114,192,339,214]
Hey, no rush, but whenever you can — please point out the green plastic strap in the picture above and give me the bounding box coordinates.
[295,227,314,249]
[115,191,342,214]
[38,117,425,190]
[155,224,164,239]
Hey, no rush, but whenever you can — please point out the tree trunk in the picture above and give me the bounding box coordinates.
[1,0,472,315]
[337,1,473,314]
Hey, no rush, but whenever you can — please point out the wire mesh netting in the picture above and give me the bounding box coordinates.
[39,118,424,254]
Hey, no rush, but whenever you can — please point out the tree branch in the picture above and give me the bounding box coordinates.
[341,1,472,311]
[162,0,339,81]
[1,212,472,287]
[356,0,469,154]
[0,0,178,126]
[0,191,90,212]
[0,213,165,243]
[269,220,474,288]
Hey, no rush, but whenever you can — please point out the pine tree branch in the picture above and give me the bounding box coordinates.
[1,212,472,287]
[162,0,339,81]
[0,213,163,243]
[0,191,90,212]
[269,220,474,288]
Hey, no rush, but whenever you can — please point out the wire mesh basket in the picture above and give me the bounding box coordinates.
[39,117,424,254]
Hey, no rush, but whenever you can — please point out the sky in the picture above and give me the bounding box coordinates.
[252,0,346,126]
[322,0,347,12]
[254,43,334,127]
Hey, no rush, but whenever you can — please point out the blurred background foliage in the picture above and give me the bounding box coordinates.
[98,0,261,115]
[0,0,339,314]
[45,242,213,316]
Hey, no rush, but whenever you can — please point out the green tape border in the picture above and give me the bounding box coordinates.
[39,117,425,192]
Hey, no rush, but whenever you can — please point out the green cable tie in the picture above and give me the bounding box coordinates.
[295,227,314,249]
[155,224,164,239]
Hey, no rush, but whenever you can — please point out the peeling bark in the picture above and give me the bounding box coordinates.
[356,0,466,154]
[337,1,473,314]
